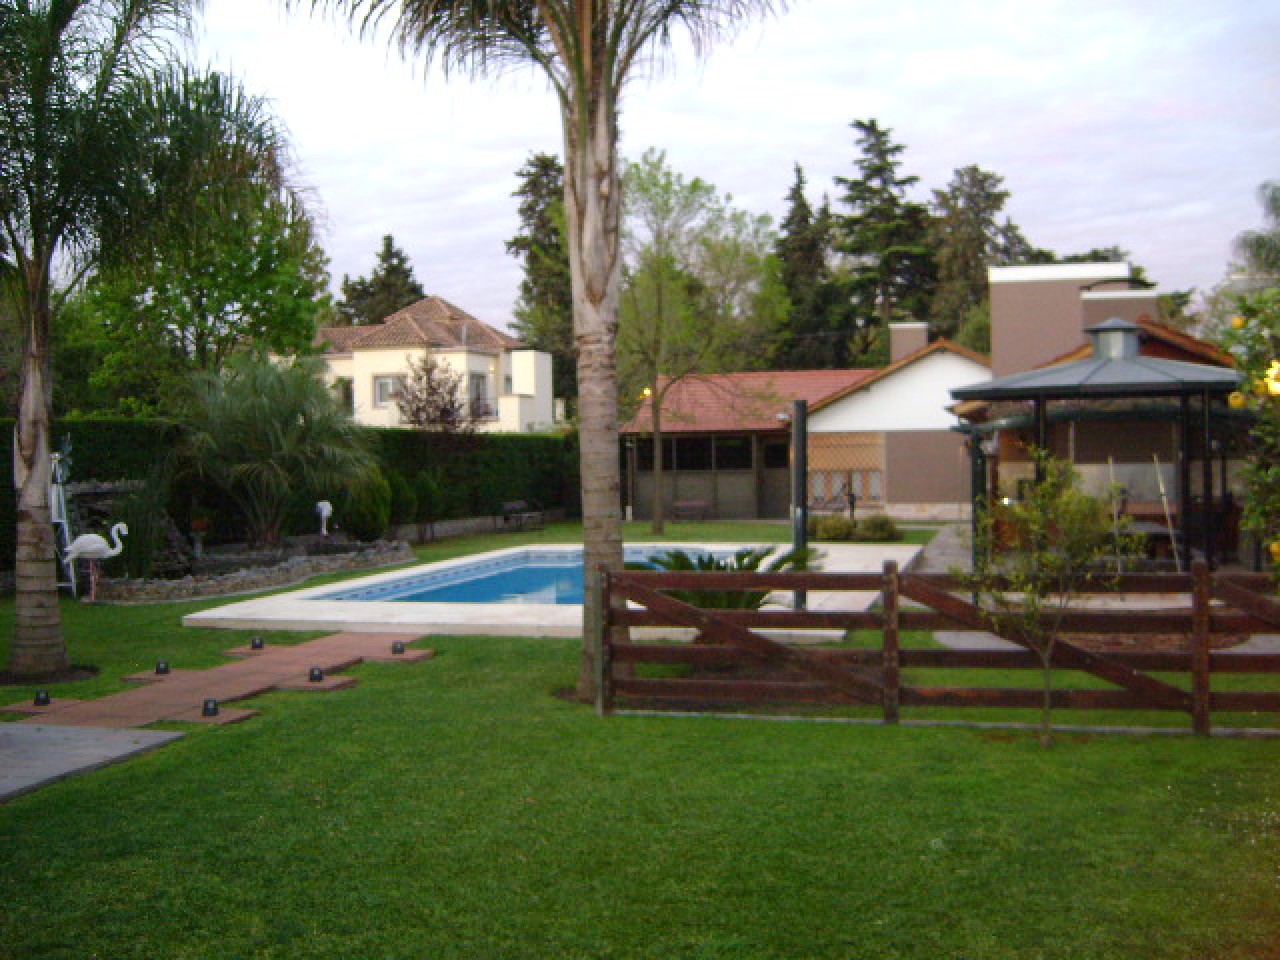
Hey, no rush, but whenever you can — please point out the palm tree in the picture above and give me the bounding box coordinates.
[308,0,784,700]
[0,1,291,677]
[177,357,376,548]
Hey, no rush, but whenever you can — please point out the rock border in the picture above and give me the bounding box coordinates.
[93,540,417,604]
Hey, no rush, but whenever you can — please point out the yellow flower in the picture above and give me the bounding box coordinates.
[1228,391,1247,410]
[1271,540,1280,563]
[1266,360,1280,397]
[1232,315,1247,330]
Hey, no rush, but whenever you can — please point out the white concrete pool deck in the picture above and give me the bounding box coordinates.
[182,542,921,637]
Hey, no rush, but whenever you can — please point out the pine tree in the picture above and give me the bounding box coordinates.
[506,153,576,404]
[774,165,837,367]
[927,165,1012,339]
[832,119,936,339]
[337,235,425,325]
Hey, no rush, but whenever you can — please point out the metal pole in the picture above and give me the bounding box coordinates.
[792,399,808,611]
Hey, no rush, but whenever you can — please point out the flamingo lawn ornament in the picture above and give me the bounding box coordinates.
[64,523,128,602]
[316,500,333,537]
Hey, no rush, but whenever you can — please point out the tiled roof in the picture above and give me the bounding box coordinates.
[314,296,525,354]
[622,369,876,435]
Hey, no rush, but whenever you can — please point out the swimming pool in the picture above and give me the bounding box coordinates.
[315,546,718,605]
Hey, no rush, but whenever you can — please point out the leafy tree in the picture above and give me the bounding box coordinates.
[72,184,327,413]
[337,234,425,325]
[1219,288,1280,568]
[307,0,783,700]
[618,149,784,533]
[927,165,1013,339]
[177,356,375,547]
[1236,181,1280,281]
[506,153,575,407]
[962,451,1140,746]
[832,119,936,344]
[395,354,473,433]
[1,0,290,677]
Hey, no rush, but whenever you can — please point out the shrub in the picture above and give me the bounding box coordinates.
[337,466,391,541]
[386,470,418,525]
[856,513,901,542]
[813,516,857,541]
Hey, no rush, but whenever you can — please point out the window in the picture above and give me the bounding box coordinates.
[714,437,752,470]
[333,378,354,415]
[763,441,790,469]
[504,374,513,395]
[373,375,403,408]
[674,437,712,470]
[469,373,492,418]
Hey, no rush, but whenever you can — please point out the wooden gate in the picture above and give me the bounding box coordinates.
[601,561,1280,734]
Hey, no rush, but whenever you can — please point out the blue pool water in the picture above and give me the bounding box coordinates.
[315,546,725,606]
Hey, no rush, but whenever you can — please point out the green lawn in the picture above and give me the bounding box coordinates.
[2,523,1279,959]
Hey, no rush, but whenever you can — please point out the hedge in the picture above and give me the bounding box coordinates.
[0,419,579,571]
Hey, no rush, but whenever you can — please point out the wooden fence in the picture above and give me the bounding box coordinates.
[600,561,1280,734]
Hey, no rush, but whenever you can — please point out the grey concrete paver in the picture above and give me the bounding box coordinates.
[0,724,183,801]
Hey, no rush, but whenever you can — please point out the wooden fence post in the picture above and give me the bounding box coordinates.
[883,560,900,724]
[598,570,614,717]
[1191,560,1211,736]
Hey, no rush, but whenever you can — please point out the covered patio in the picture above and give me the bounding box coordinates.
[952,318,1246,570]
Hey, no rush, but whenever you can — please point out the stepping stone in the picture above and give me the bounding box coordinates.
[274,674,359,692]
[1,698,86,716]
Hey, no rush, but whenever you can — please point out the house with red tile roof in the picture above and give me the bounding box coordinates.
[314,296,558,432]
[620,324,991,520]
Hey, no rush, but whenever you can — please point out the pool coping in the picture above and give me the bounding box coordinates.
[181,542,922,638]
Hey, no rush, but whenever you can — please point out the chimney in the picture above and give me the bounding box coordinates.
[888,322,928,363]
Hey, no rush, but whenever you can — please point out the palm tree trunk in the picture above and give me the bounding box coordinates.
[563,89,625,703]
[11,277,68,676]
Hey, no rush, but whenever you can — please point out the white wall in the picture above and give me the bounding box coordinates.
[809,351,989,433]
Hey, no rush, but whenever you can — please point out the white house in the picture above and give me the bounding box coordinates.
[807,324,991,518]
[315,296,557,433]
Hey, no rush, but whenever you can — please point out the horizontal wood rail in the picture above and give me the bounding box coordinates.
[600,561,1280,734]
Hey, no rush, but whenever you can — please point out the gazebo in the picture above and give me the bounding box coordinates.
[951,318,1244,569]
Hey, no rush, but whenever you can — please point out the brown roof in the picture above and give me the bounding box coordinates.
[315,296,525,354]
[1048,317,1233,368]
[623,369,876,436]
[810,339,989,413]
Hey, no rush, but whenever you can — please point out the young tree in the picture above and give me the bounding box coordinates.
[506,153,575,407]
[618,149,784,533]
[306,0,783,700]
[337,234,426,325]
[962,451,1140,746]
[832,119,936,343]
[395,354,473,433]
[1,1,291,677]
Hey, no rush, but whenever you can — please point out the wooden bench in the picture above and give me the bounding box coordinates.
[500,500,545,532]
[671,500,710,522]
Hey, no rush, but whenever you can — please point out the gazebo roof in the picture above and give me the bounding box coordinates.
[952,318,1241,403]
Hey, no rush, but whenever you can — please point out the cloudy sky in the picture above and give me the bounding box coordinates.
[196,0,1278,329]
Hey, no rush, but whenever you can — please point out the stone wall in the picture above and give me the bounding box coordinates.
[94,540,416,604]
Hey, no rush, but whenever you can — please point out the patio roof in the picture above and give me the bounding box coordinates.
[951,318,1240,403]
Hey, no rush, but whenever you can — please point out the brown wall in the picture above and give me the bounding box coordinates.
[990,271,1131,376]
[884,431,970,503]
[1081,291,1160,328]
[889,322,929,363]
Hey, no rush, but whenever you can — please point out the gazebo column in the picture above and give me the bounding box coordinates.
[1033,398,1048,483]
[1201,390,1215,569]
[1178,395,1192,572]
